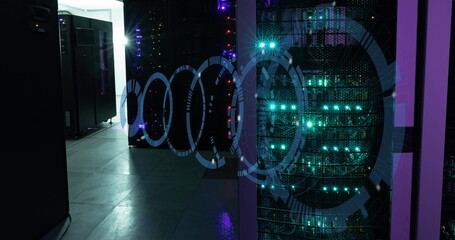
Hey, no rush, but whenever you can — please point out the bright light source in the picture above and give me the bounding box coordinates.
[281,104,286,110]
[270,144,276,149]
[280,144,286,150]
[291,105,296,110]
[323,105,329,110]
[259,42,266,48]
[333,187,338,191]
[58,0,123,10]
[269,42,276,48]
[114,36,129,46]
[307,122,313,128]
[270,104,276,110]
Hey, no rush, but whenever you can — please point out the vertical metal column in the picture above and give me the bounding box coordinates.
[237,0,257,239]
[416,0,453,239]
[391,0,419,239]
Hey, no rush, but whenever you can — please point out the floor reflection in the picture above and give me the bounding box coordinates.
[42,120,238,240]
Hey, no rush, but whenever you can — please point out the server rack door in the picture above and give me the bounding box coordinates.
[255,1,397,239]
[2,0,69,238]
[92,19,116,125]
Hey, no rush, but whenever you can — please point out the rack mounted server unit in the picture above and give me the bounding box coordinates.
[256,0,397,239]
[59,14,116,136]
[123,0,235,150]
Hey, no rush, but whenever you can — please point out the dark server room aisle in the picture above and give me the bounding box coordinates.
[42,122,238,240]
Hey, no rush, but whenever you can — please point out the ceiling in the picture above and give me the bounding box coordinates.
[58,0,123,10]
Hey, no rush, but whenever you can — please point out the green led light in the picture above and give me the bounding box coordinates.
[319,16,323,19]
[355,147,360,152]
[271,185,275,189]
[333,146,339,151]
[355,187,359,191]
[291,185,295,189]
[318,79,323,86]
[309,16,313,19]
[323,187,327,191]
[280,144,286,150]
[345,147,350,152]
[281,104,286,110]
[307,121,313,128]
[324,79,328,87]
[345,105,351,110]
[270,104,276,110]
[334,105,340,110]
[318,121,323,127]
[291,105,296,110]
[344,187,349,192]
[269,42,276,48]
[308,80,312,86]
[333,187,338,191]
[323,146,328,151]
[261,184,265,189]
[355,105,362,110]
[270,144,275,149]
[323,105,329,110]
[259,42,266,48]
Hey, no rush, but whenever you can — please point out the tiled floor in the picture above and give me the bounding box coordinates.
[42,121,238,240]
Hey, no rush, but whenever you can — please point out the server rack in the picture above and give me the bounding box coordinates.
[3,0,69,238]
[255,0,397,239]
[59,14,116,136]
[123,0,235,151]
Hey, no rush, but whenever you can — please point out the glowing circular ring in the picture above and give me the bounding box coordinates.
[140,72,173,147]
[120,79,143,137]
[189,56,240,169]
[163,65,198,157]
[231,50,305,180]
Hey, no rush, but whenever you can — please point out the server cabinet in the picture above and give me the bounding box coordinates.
[59,14,116,136]
[255,1,397,239]
[2,0,69,238]
[123,0,236,151]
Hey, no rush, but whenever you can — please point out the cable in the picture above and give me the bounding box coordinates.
[59,214,72,240]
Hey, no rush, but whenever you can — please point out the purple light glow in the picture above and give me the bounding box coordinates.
[217,212,234,240]
[135,28,141,32]
[218,0,228,11]
[138,123,145,129]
